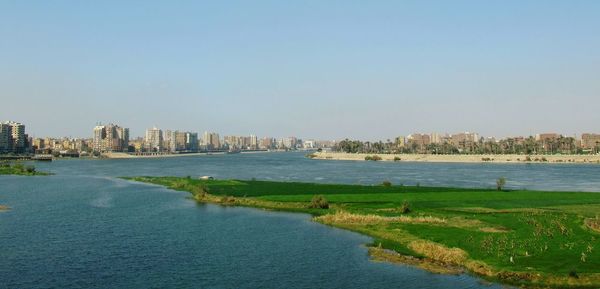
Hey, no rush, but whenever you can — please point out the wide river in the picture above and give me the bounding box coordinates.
[2,152,599,288]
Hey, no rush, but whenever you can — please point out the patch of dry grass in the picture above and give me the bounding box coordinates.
[408,240,469,265]
[479,227,511,233]
[585,217,600,233]
[315,210,447,225]
[368,246,464,275]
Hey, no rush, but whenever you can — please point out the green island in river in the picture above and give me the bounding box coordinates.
[125,176,600,288]
[0,162,51,176]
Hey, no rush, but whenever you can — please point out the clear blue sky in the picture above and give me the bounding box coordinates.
[1,1,599,140]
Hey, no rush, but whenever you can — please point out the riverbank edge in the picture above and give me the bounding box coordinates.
[310,151,600,164]
[123,177,600,289]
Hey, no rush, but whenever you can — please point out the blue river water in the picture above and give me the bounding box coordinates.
[1,152,599,288]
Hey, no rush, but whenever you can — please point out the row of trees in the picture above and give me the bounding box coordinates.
[335,136,593,155]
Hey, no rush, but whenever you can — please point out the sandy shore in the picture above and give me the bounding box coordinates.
[311,151,600,164]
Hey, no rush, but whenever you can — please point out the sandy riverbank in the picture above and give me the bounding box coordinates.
[311,151,600,164]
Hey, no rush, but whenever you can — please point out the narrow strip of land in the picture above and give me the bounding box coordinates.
[310,151,600,164]
[125,177,600,288]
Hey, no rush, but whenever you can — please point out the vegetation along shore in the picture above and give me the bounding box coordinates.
[125,176,600,288]
[309,151,600,164]
[0,162,51,176]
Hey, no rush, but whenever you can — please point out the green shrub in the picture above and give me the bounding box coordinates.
[382,180,392,187]
[309,195,329,209]
[365,155,382,161]
[400,200,411,214]
[393,156,401,162]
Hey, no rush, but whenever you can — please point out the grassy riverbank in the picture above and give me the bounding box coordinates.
[125,176,600,288]
[0,162,51,176]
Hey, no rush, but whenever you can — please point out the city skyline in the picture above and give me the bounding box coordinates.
[2,1,600,139]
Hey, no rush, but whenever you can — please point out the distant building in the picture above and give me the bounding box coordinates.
[450,132,479,151]
[430,133,442,144]
[535,133,560,151]
[581,133,600,150]
[535,133,559,142]
[0,122,10,153]
[303,140,315,149]
[145,127,163,152]
[202,132,220,150]
[93,124,129,153]
[250,134,258,149]
[0,121,28,154]
[259,137,275,150]
[407,133,430,150]
[282,137,297,149]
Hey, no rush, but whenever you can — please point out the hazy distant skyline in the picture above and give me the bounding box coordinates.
[2,1,599,140]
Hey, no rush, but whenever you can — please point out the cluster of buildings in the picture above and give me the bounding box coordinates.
[6,120,598,156]
[88,123,334,155]
[395,132,600,153]
[127,127,332,153]
[398,132,481,150]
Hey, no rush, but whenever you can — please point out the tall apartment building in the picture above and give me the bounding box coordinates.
[250,134,258,149]
[93,124,129,153]
[0,121,28,154]
[167,130,199,152]
[0,122,10,153]
[145,127,163,152]
[202,132,220,150]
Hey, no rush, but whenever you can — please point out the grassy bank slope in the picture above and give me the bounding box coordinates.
[125,177,600,288]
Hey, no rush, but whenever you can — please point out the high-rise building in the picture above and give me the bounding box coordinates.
[0,121,27,154]
[250,134,258,149]
[186,132,199,152]
[202,131,220,150]
[0,122,10,153]
[93,124,129,153]
[10,122,25,153]
[145,127,163,152]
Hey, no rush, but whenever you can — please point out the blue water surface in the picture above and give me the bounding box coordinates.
[3,152,598,288]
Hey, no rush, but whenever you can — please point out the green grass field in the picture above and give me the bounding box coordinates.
[126,176,600,288]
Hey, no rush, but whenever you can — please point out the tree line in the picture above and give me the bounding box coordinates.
[334,136,596,155]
